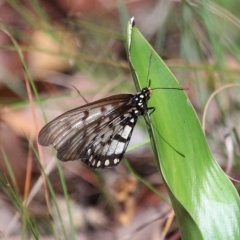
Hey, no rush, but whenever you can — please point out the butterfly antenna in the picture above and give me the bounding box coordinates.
[145,51,188,92]
[151,87,189,91]
[146,51,153,88]
[71,85,88,104]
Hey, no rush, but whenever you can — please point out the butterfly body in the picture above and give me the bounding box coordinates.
[38,87,152,169]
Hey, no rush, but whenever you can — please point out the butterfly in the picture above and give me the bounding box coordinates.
[38,87,156,169]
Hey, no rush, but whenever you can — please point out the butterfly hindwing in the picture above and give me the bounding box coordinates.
[82,110,138,169]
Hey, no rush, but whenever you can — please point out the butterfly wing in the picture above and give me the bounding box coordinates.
[38,94,138,168]
[88,112,138,169]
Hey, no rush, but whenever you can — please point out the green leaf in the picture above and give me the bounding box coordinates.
[126,17,240,239]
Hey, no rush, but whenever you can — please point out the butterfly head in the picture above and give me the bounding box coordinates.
[138,87,152,101]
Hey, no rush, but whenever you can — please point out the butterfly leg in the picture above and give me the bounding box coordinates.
[147,107,155,116]
[143,107,155,128]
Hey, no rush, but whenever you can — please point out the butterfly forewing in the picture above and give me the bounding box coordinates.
[38,88,151,169]
[38,94,132,147]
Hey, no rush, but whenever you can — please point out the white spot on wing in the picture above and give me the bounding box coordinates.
[105,159,110,166]
[130,118,135,123]
[106,140,118,156]
[97,161,101,167]
[115,142,125,154]
[114,158,119,164]
[122,125,132,139]
[92,159,96,165]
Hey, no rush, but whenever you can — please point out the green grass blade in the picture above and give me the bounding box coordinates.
[126,18,240,239]
[1,149,39,239]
